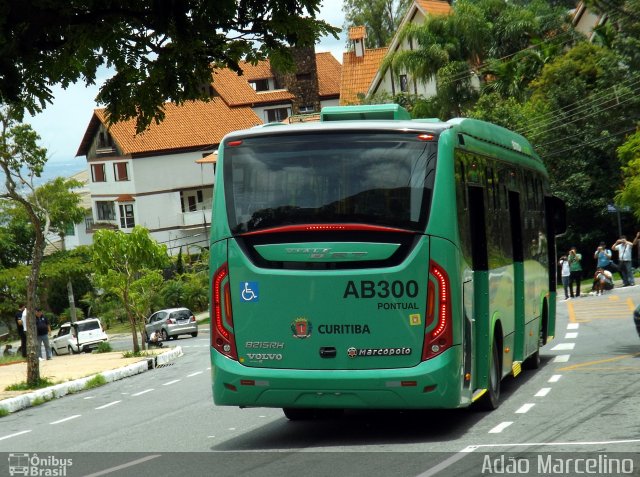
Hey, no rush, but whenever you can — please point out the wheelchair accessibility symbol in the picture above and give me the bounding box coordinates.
[240,282,259,302]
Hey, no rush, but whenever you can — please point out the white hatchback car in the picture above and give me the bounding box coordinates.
[50,318,109,355]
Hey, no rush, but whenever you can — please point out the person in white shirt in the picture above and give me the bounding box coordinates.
[558,254,571,300]
[612,235,635,286]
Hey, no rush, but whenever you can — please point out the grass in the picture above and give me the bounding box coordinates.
[122,350,153,358]
[0,355,26,366]
[5,377,56,391]
[0,408,8,418]
[85,374,107,389]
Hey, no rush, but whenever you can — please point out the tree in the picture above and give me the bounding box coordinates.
[615,130,640,218]
[0,0,339,132]
[343,0,411,48]
[35,177,85,249]
[0,201,35,267]
[92,226,169,352]
[0,106,48,386]
[524,42,640,249]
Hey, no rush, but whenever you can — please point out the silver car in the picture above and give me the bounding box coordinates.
[145,308,198,341]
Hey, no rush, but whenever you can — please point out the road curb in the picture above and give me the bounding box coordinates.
[0,346,183,414]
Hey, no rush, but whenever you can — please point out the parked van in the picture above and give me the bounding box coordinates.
[50,318,109,355]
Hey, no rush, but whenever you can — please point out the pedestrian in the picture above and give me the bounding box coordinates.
[568,246,582,297]
[593,268,613,296]
[35,308,52,360]
[15,304,27,357]
[558,254,571,300]
[612,235,635,286]
[594,242,616,273]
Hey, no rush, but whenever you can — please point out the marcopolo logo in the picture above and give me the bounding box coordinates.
[347,347,412,358]
[8,453,72,476]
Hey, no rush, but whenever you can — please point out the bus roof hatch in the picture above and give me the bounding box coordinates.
[320,104,412,122]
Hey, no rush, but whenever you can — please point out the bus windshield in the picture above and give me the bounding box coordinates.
[223,132,437,234]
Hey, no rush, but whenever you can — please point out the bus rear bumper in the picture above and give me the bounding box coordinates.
[212,347,465,409]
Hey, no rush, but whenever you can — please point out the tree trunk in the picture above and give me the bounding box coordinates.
[26,227,46,387]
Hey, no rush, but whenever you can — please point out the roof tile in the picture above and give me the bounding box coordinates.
[340,47,389,105]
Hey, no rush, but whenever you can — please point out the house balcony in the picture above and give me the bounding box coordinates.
[182,208,211,228]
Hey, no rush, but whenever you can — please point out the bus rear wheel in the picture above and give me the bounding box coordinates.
[475,341,501,411]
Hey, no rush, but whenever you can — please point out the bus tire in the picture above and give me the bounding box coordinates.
[475,340,501,411]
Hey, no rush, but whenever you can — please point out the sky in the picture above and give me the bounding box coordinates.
[26,0,347,177]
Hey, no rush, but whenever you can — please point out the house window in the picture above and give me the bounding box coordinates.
[114,162,129,181]
[197,190,203,203]
[119,204,135,229]
[91,164,106,182]
[188,196,197,212]
[299,105,315,114]
[399,75,409,93]
[266,108,289,123]
[250,79,270,92]
[96,201,115,221]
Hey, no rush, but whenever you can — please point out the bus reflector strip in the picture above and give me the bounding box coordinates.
[239,223,415,236]
[240,380,270,387]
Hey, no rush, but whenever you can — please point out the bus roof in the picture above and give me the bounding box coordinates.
[224,105,541,165]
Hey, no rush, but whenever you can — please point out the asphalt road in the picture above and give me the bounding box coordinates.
[1,289,639,477]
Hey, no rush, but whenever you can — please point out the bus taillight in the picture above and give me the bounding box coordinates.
[212,263,238,360]
[422,260,452,360]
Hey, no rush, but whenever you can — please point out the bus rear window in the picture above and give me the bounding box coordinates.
[223,132,437,234]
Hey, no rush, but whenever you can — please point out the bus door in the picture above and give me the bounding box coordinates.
[508,190,525,364]
[467,185,491,391]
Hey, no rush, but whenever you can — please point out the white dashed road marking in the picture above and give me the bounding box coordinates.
[162,379,181,386]
[50,415,81,425]
[567,323,580,330]
[515,403,535,414]
[489,422,513,433]
[553,354,571,363]
[132,389,154,397]
[551,343,575,351]
[564,332,578,339]
[548,374,562,383]
[535,388,551,397]
[0,430,32,441]
[95,400,121,410]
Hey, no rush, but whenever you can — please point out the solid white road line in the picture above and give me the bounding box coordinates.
[50,415,81,425]
[0,430,32,441]
[162,379,181,386]
[515,403,535,414]
[95,400,121,410]
[132,389,154,397]
[548,374,562,383]
[535,388,551,397]
[551,343,575,351]
[564,332,578,339]
[416,446,476,477]
[553,354,571,363]
[488,422,513,433]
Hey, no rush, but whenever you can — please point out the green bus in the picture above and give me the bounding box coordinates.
[209,104,565,419]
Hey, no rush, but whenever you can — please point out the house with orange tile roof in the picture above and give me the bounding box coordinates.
[75,50,341,254]
[367,0,453,100]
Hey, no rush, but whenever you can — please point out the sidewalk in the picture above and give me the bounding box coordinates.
[0,346,183,414]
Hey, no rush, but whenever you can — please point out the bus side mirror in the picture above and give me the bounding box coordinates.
[546,196,566,237]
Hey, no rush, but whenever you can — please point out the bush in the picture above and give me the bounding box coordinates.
[94,341,112,353]
[85,374,107,389]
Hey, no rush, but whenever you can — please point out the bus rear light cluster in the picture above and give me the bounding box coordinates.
[212,263,238,360]
[422,260,453,360]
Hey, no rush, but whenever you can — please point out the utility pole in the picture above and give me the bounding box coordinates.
[67,280,77,323]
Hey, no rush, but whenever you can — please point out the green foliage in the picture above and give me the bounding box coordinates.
[85,374,107,389]
[0,407,8,417]
[122,350,153,358]
[6,377,55,391]
[615,131,640,219]
[161,280,185,308]
[0,1,339,132]
[34,177,86,242]
[94,342,112,353]
[343,0,411,48]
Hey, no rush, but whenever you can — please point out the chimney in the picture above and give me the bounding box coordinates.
[270,46,320,115]
[349,26,367,58]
